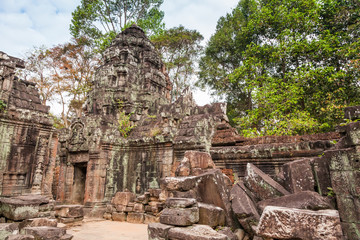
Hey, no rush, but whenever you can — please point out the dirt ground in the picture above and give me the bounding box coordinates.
[67,220,148,240]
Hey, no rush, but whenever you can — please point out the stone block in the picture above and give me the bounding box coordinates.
[335,195,360,223]
[127,212,144,224]
[244,163,290,201]
[185,151,215,170]
[257,206,343,240]
[106,204,116,213]
[257,191,334,213]
[115,204,127,212]
[0,198,40,221]
[165,198,197,208]
[344,105,360,120]
[111,191,136,206]
[60,234,73,240]
[196,170,236,228]
[311,157,332,195]
[230,182,259,235]
[327,149,360,172]
[148,223,173,240]
[29,218,57,228]
[133,203,145,213]
[136,193,150,204]
[112,212,126,222]
[57,217,83,224]
[160,207,199,226]
[198,203,225,227]
[341,222,360,240]
[167,189,198,199]
[175,158,191,177]
[54,205,83,218]
[22,226,66,240]
[331,171,360,196]
[5,235,35,240]
[144,214,159,224]
[217,227,237,240]
[149,189,162,198]
[103,212,112,220]
[0,223,19,240]
[168,225,228,240]
[282,158,315,193]
[160,176,198,191]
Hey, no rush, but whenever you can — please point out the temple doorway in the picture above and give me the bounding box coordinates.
[71,163,87,204]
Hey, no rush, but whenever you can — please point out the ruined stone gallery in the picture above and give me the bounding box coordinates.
[0,25,359,239]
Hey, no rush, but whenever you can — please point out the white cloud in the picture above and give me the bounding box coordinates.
[0,0,237,106]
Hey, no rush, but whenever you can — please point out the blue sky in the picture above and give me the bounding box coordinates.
[0,0,238,106]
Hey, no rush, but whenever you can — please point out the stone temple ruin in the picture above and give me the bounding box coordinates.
[0,25,359,239]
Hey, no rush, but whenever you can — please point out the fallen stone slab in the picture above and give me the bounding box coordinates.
[230,182,260,235]
[282,158,315,193]
[0,223,19,239]
[111,191,136,206]
[160,176,198,191]
[160,207,199,226]
[244,163,290,201]
[165,198,197,208]
[22,226,67,240]
[168,224,228,240]
[148,223,173,240]
[0,198,41,221]
[54,205,83,218]
[257,206,343,240]
[5,235,35,240]
[257,191,333,213]
[19,218,57,230]
[198,203,225,227]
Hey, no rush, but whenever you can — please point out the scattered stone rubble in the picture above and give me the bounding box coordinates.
[1,26,360,240]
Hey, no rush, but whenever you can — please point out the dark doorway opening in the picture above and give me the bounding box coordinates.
[71,163,87,204]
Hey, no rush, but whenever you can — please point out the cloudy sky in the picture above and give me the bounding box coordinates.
[0,0,238,106]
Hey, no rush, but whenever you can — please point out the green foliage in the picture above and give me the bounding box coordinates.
[117,101,135,138]
[327,187,335,197]
[70,0,165,51]
[198,0,360,136]
[151,26,203,101]
[0,100,7,113]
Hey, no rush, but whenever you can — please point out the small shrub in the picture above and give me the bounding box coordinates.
[117,100,135,138]
[0,100,7,113]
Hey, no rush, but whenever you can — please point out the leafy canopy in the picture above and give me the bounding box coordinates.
[198,0,360,137]
[70,0,165,51]
[151,26,204,101]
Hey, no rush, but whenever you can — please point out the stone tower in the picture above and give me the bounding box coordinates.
[55,26,227,212]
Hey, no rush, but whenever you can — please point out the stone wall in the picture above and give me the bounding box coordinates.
[211,122,340,180]
[0,51,56,197]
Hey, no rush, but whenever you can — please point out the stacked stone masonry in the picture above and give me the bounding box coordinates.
[0,26,359,240]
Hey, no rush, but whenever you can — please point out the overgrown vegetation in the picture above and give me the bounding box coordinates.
[198,0,360,137]
[0,100,7,113]
[117,101,135,138]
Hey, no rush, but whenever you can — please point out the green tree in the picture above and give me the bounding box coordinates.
[70,0,165,51]
[197,0,258,123]
[198,0,360,136]
[151,26,203,101]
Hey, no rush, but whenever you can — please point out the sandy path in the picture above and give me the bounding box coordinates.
[67,220,148,240]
